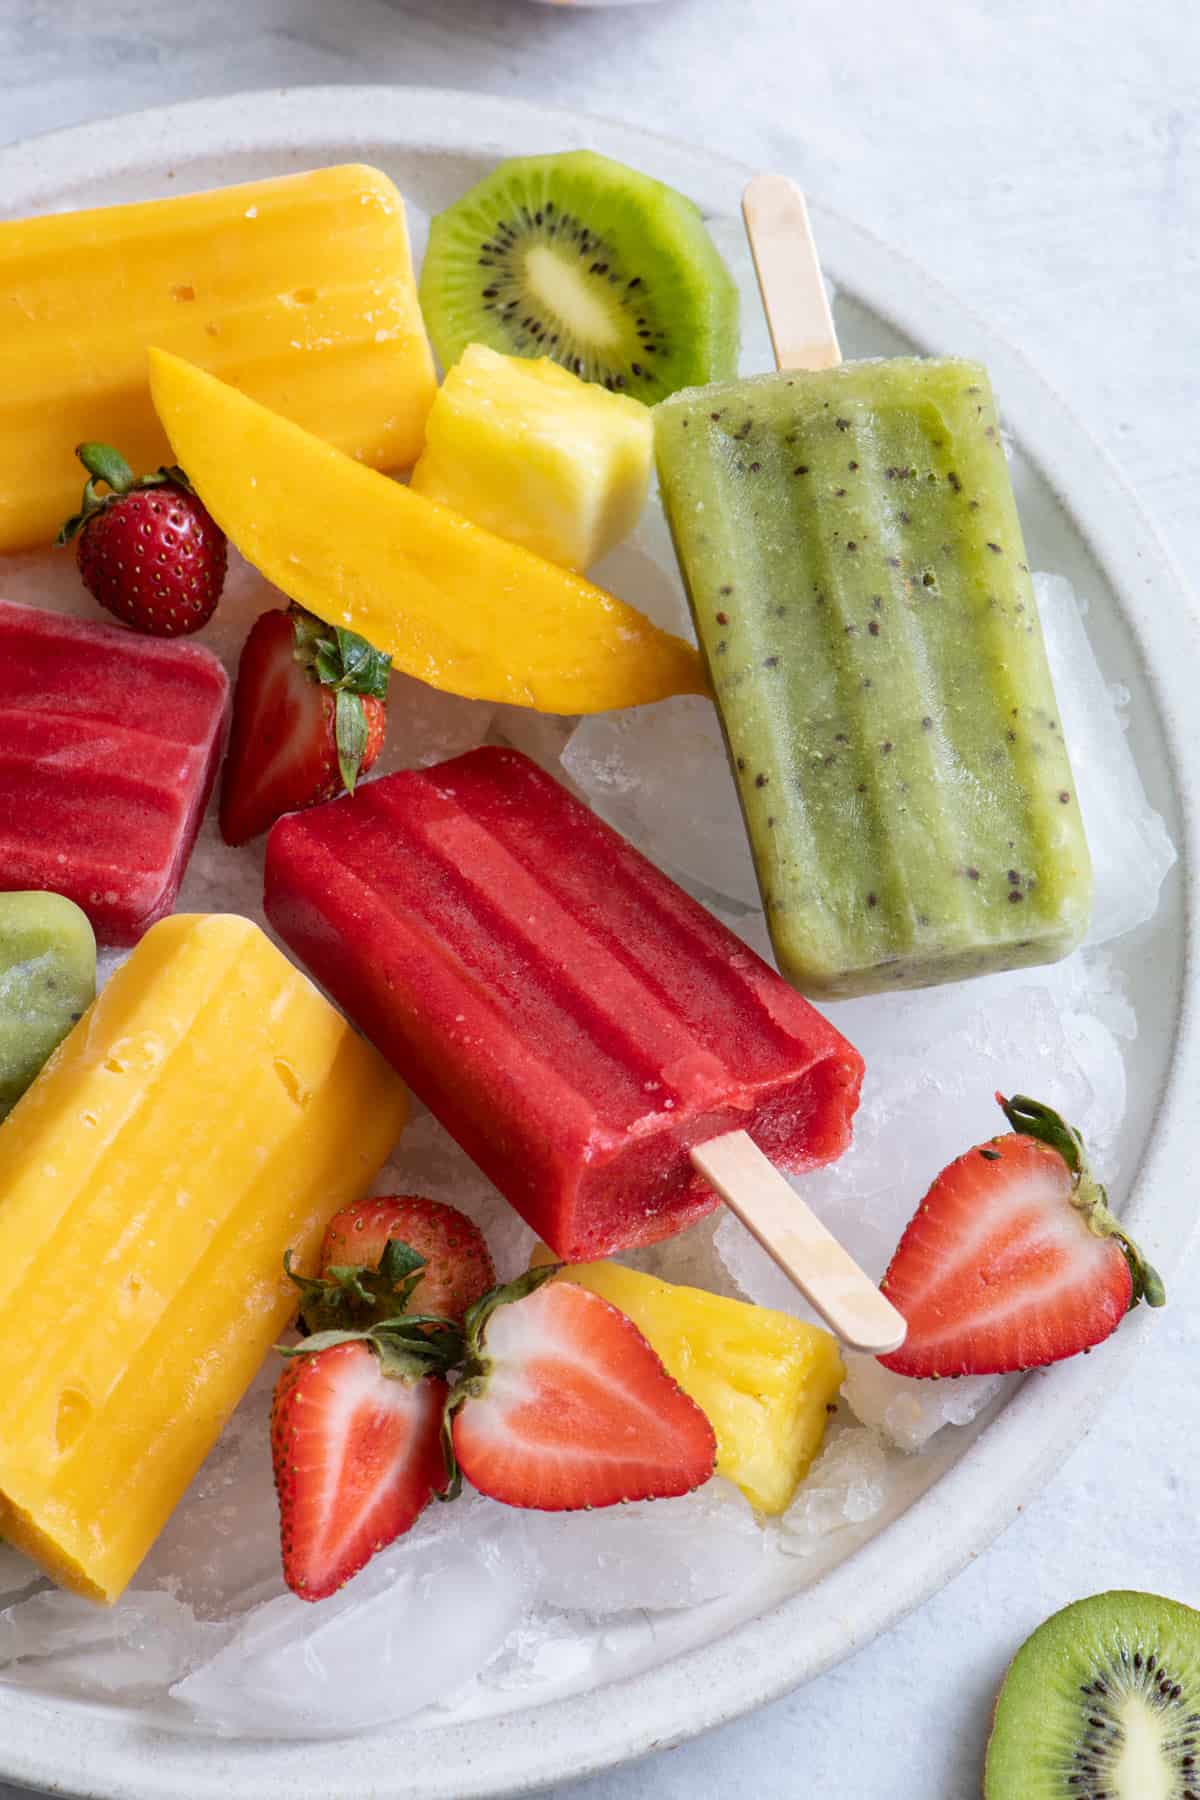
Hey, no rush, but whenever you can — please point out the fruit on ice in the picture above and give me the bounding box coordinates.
[544,1254,844,1513]
[879,1094,1162,1378]
[0,913,407,1603]
[264,747,864,1262]
[448,1274,717,1509]
[409,343,653,571]
[0,164,435,551]
[655,359,1092,997]
[149,349,704,714]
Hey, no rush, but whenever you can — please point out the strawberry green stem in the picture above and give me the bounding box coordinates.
[289,606,392,793]
[996,1092,1166,1311]
[56,442,192,546]
[76,442,134,494]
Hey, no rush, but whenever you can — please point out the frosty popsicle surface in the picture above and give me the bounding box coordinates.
[0,599,229,944]
[654,357,1092,997]
[0,164,435,552]
[264,747,864,1264]
[0,914,407,1603]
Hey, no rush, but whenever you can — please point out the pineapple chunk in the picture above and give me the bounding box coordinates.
[541,1254,844,1515]
[409,343,653,571]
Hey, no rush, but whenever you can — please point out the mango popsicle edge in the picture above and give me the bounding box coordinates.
[0,163,436,552]
[147,347,707,714]
[0,913,407,1604]
[654,210,1091,997]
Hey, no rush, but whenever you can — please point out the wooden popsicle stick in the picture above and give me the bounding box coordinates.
[742,173,842,373]
[691,1132,906,1355]
[720,177,905,1355]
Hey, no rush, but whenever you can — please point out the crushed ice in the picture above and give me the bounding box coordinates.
[0,478,1177,1733]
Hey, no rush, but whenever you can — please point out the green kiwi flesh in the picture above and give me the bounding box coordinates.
[419,149,739,403]
[985,1590,1200,1799]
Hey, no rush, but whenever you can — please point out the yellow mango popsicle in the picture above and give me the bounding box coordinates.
[0,914,407,1604]
[149,349,706,714]
[0,164,436,551]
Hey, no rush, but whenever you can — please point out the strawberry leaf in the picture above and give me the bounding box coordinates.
[335,627,391,699]
[285,1237,430,1336]
[335,689,369,793]
[56,443,193,545]
[76,442,134,494]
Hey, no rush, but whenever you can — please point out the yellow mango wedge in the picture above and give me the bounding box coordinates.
[0,165,436,553]
[149,349,706,713]
[0,914,407,1604]
[538,1252,844,1514]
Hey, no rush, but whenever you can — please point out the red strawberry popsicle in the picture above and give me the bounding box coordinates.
[264,746,864,1265]
[0,599,228,944]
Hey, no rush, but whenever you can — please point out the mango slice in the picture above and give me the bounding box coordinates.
[149,349,705,714]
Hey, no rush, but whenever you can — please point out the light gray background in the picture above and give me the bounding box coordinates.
[0,1,1197,1795]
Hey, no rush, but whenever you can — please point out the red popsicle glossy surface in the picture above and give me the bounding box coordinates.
[0,599,229,944]
[265,748,863,1261]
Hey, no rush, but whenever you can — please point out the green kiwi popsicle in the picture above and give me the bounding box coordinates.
[0,891,96,1118]
[654,358,1092,998]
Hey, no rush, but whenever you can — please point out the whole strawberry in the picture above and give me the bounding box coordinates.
[57,442,226,636]
[220,606,391,846]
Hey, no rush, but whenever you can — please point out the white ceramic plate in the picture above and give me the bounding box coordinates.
[0,85,1195,1800]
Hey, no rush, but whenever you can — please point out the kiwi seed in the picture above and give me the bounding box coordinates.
[985,1590,1200,1799]
[419,149,739,403]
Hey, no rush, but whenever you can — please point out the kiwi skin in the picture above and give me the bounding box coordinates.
[984,1589,1200,1798]
[419,149,739,404]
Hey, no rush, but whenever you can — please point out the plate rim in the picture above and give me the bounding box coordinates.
[0,81,1195,1800]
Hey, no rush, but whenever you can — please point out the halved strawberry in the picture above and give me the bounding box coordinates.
[220,606,389,846]
[270,1339,448,1602]
[448,1271,717,1510]
[878,1094,1164,1379]
[320,1196,496,1328]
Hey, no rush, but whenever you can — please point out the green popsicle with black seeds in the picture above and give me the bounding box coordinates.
[0,892,96,1119]
[654,358,1092,998]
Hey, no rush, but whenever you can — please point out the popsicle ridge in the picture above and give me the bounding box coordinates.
[0,163,436,550]
[0,600,229,944]
[0,914,408,1602]
[265,748,864,1261]
[656,359,1092,995]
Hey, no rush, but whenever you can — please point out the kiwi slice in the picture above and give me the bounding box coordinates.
[986,1590,1200,1798]
[419,149,739,403]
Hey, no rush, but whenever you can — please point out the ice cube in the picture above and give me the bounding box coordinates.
[0,1545,39,1606]
[715,955,1129,1321]
[0,1587,222,1702]
[371,671,494,777]
[779,1427,890,1554]
[1035,570,1176,945]
[563,696,759,908]
[173,1521,524,1738]
[481,1612,600,1692]
[136,1359,284,1616]
[842,1355,1010,1453]
[510,1478,764,1614]
[589,504,695,643]
[490,704,579,777]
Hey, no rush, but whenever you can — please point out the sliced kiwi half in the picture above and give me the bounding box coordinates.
[419,149,739,402]
[986,1590,1200,1798]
